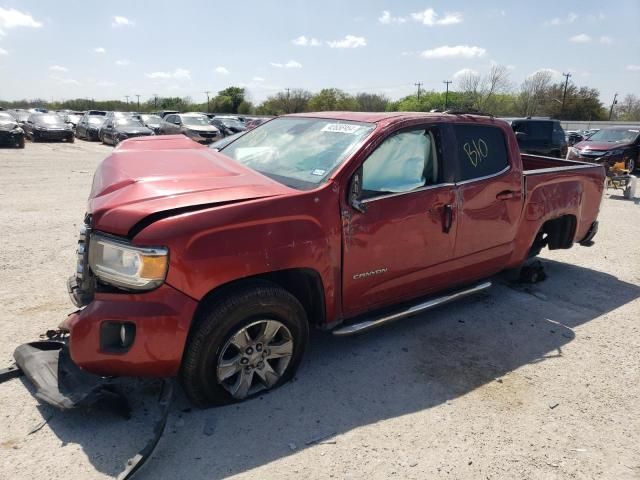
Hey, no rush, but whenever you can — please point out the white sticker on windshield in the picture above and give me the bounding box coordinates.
[321,123,361,134]
[311,169,326,176]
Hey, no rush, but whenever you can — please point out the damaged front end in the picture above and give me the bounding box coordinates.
[0,218,174,479]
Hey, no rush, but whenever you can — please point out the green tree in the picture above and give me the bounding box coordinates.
[308,88,357,111]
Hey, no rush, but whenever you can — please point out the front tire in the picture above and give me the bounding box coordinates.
[181,282,308,407]
[16,137,25,148]
[627,157,637,173]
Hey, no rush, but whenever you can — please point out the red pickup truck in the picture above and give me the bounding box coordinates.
[61,112,605,406]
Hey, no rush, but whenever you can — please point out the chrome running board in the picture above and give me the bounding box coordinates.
[332,281,492,336]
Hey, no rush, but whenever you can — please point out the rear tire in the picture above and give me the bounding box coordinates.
[181,281,308,408]
[16,137,25,148]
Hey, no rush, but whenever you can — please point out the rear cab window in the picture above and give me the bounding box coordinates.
[452,124,510,182]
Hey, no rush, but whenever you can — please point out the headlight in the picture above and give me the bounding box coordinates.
[603,149,624,157]
[13,127,23,133]
[88,234,168,290]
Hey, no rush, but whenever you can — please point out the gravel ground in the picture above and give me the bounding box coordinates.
[0,142,639,480]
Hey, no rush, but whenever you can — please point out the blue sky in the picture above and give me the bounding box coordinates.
[0,0,638,105]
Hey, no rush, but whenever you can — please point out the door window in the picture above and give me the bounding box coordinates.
[453,124,509,181]
[362,129,439,198]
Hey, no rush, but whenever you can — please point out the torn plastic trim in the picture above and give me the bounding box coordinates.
[0,363,23,383]
[117,379,174,480]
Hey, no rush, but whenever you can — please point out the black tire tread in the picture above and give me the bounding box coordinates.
[181,281,308,407]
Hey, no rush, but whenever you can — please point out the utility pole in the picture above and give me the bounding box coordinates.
[443,80,452,109]
[285,88,291,113]
[124,95,130,111]
[414,82,423,101]
[560,72,571,118]
[204,91,211,113]
[608,92,618,121]
[153,94,158,110]
[135,94,140,111]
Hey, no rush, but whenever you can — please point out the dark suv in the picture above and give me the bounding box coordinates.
[510,118,567,158]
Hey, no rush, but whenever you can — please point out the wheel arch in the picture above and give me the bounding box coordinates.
[191,267,326,331]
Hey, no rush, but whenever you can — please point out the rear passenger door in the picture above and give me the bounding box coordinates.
[452,123,523,267]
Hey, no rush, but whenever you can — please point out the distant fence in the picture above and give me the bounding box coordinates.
[559,120,640,131]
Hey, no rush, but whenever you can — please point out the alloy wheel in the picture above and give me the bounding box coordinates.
[216,319,294,400]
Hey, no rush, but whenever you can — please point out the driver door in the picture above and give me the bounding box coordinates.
[342,125,458,317]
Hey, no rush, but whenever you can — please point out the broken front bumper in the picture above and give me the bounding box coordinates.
[2,339,174,480]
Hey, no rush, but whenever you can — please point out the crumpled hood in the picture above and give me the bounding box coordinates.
[89,135,293,236]
[575,140,632,152]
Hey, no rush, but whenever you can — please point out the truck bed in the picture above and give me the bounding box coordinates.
[518,153,605,258]
[521,153,601,175]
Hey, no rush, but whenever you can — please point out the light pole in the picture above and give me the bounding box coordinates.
[560,72,571,118]
[414,82,423,101]
[124,95,130,111]
[204,91,211,113]
[135,94,140,111]
[443,80,452,109]
[608,93,618,121]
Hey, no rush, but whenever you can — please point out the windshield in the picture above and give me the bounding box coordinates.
[0,112,14,121]
[221,117,375,189]
[36,115,65,125]
[141,115,162,123]
[182,116,210,126]
[115,118,143,127]
[88,116,104,125]
[586,128,639,144]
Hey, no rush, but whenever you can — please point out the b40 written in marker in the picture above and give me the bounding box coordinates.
[463,138,489,167]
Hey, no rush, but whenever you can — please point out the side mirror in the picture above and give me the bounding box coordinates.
[349,168,367,214]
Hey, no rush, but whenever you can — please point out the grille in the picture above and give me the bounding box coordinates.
[75,221,92,290]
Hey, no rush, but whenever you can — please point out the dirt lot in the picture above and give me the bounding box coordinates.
[0,142,639,480]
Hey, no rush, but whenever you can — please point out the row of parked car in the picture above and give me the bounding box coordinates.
[505,117,639,172]
[0,107,271,148]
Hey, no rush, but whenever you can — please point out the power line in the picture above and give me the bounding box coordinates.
[414,82,423,101]
[443,80,452,109]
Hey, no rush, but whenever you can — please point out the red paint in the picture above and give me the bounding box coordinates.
[67,113,605,377]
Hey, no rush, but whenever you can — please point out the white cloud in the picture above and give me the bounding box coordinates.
[0,47,7,55]
[453,68,478,79]
[292,35,321,46]
[327,35,366,48]
[627,65,640,72]
[411,9,462,26]
[569,33,591,43]
[546,12,578,26]
[378,10,407,24]
[530,68,561,78]
[0,7,42,32]
[252,76,265,82]
[49,75,80,86]
[112,16,134,28]
[437,13,463,25]
[145,68,191,80]
[115,59,130,66]
[421,45,486,59]
[93,47,106,53]
[599,36,613,44]
[49,65,68,72]
[270,60,302,69]
[215,66,230,75]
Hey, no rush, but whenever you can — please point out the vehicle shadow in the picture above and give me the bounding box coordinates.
[608,194,640,205]
[39,259,640,478]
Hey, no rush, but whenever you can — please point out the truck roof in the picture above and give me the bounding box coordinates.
[286,111,497,125]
